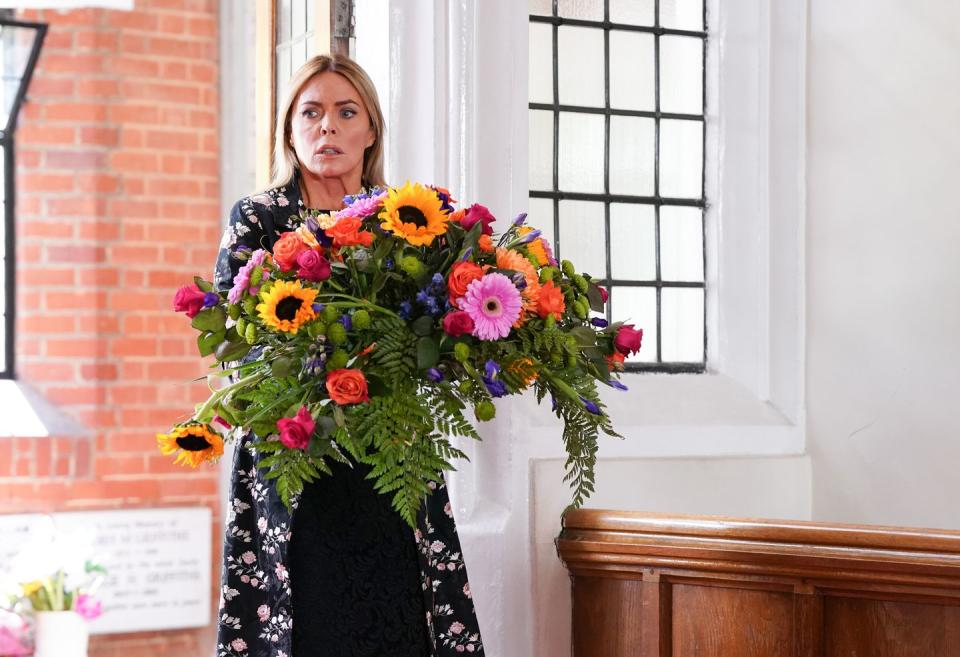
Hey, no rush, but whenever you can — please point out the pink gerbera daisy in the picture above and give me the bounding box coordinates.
[335,192,387,220]
[228,249,268,304]
[459,273,522,340]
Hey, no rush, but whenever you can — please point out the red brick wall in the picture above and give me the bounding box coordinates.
[8,2,222,655]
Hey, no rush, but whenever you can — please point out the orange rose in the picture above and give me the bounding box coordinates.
[273,232,309,272]
[536,280,565,320]
[606,351,625,372]
[325,368,370,405]
[477,234,494,253]
[446,260,484,307]
[326,217,374,248]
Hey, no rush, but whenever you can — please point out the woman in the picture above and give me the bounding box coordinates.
[213,54,484,657]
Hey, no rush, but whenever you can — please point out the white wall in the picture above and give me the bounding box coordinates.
[806,1,960,529]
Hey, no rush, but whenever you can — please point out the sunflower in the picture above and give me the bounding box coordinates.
[156,424,224,467]
[256,280,318,334]
[379,181,450,246]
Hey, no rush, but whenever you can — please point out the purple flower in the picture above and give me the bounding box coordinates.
[484,360,500,379]
[339,315,353,331]
[550,393,557,412]
[203,291,219,308]
[312,303,324,313]
[517,229,542,244]
[460,247,474,262]
[227,249,267,304]
[511,272,527,290]
[580,396,602,415]
[399,301,413,320]
[513,212,528,226]
[426,368,444,382]
[608,379,629,391]
[482,360,507,398]
[590,317,609,328]
[75,593,103,620]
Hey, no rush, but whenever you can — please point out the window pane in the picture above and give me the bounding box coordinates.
[558,112,604,193]
[529,0,553,16]
[660,36,703,114]
[292,0,307,37]
[529,110,554,191]
[277,0,292,43]
[659,119,702,198]
[609,30,654,111]
[660,0,704,31]
[558,0,603,21]
[661,287,704,361]
[660,206,703,282]
[558,26,605,107]
[529,22,553,104]
[610,0,655,25]
[610,203,656,281]
[609,115,655,196]
[528,197,555,249]
[558,201,606,278]
[276,45,292,104]
[609,286,657,363]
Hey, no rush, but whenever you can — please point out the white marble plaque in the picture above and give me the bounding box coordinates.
[0,507,211,634]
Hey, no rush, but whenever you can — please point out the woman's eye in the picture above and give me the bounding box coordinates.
[341,108,357,118]
[302,110,317,118]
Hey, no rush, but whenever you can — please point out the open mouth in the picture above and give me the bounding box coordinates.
[316,147,343,156]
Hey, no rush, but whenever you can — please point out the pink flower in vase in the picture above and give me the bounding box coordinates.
[75,593,103,620]
[0,625,31,656]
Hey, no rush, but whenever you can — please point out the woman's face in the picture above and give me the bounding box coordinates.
[289,71,376,184]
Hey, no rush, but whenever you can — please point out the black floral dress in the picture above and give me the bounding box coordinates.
[213,172,484,657]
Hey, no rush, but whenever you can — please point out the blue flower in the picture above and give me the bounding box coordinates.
[312,303,324,313]
[203,292,219,308]
[399,301,413,320]
[579,396,602,415]
[384,257,395,270]
[338,315,352,331]
[608,379,629,391]
[426,368,444,382]
[460,247,474,261]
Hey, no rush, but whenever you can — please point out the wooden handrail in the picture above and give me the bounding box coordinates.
[557,509,960,657]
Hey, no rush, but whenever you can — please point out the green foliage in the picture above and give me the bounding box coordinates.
[369,316,418,381]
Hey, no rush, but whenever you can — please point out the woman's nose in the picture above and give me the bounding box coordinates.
[319,116,337,135]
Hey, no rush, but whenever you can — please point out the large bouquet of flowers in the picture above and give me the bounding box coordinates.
[160,182,641,526]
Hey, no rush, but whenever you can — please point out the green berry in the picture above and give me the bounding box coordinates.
[244,323,259,344]
[326,322,348,346]
[458,380,473,394]
[454,342,470,362]
[540,267,555,282]
[242,297,258,316]
[544,314,556,329]
[235,317,248,337]
[561,259,576,278]
[326,350,349,371]
[228,304,241,321]
[573,300,588,319]
[322,305,340,324]
[572,274,588,293]
[307,322,325,339]
[351,309,371,330]
[400,255,425,277]
[475,400,496,422]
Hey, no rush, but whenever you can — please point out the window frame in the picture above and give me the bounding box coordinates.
[1,16,47,380]
[528,2,709,373]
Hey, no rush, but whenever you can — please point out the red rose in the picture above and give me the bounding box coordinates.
[173,284,206,318]
[296,249,331,282]
[459,203,496,235]
[442,311,475,337]
[276,406,315,450]
[446,261,484,307]
[273,232,309,272]
[614,324,643,356]
[326,369,370,405]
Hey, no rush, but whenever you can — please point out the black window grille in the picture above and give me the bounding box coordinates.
[529,0,707,372]
[0,15,47,379]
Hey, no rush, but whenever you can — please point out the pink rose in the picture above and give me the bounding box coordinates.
[277,406,315,450]
[449,621,465,635]
[459,203,496,235]
[241,551,256,565]
[456,646,465,653]
[614,324,643,356]
[173,284,206,318]
[442,311,475,337]
[598,286,609,303]
[296,249,331,282]
[257,605,270,622]
[231,639,248,651]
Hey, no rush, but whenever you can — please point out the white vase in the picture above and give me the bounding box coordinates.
[33,610,89,657]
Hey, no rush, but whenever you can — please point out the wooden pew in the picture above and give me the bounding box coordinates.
[557,509,960,656]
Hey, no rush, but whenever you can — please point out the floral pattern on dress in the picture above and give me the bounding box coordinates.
[213,171,484,656]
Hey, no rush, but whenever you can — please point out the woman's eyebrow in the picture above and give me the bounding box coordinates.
[300,99,360,107]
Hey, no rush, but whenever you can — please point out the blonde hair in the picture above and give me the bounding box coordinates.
[263,54,386,194]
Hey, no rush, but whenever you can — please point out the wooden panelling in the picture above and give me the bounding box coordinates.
[824,597,960,657]
[671,585,793,657]
[556,509,960,656]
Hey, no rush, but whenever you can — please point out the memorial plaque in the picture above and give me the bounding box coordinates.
[0,507,212,634]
